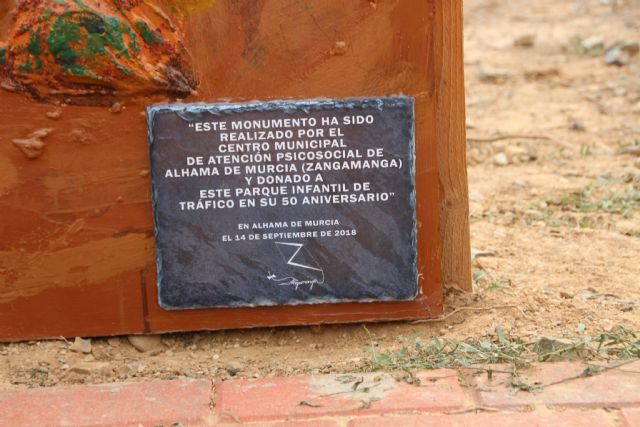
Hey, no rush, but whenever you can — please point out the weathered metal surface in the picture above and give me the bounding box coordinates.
[0,0,197,105]
[0,0,469,341]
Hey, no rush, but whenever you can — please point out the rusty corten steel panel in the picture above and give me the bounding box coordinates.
[0,0,467,341]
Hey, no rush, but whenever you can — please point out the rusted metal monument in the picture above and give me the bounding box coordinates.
[0,0,469,341]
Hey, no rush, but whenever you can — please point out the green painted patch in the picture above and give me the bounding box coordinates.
[134,20,163,46]
[44,11,138,77]
[27,29,45,70]
[46,16,82,69]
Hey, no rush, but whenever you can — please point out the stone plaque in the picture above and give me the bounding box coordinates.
[148,97,418,310]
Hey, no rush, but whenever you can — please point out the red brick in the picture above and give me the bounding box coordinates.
[348,409,614,427]
[215,370,471,423]
[622,408,640,427]
[0,379,212,427]
[225,419,341,427]
[471,361,640,408]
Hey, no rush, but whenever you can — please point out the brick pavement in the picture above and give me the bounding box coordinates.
[1,361,639,426]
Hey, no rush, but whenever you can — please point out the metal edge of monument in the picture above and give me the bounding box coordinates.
[147,97,419,311]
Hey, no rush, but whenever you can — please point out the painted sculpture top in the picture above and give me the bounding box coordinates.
[0,0,197,105]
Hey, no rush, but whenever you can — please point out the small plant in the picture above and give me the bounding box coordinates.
[364,325,640,373]
[536,175,640,232]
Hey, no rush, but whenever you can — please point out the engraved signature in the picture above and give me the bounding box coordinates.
[267,275,324,291]
[267,242,325,291]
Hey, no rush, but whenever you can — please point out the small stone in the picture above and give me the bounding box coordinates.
[533,337,589,361]
[605,48,630,66]
[493,152,509,166]
[331,41,347,56]
[127,334,163,353]
[505,145,534,163]
[479,67,511,84]
[109,102,123,113]
[560,291,573,299]
[621,304,634,313]
[12,128,52,159]
[70,361,111,376]
[514,34,536,48]
[605,47,631,66]
[576,291,596,301]
[581,35,605,53]
[570,121,586,132]
[46,110,62,120]
[613,86,627,96]
[524,67,560,81]
[69,337,92,354]
[225,363,241,376]
[107,337,121,347]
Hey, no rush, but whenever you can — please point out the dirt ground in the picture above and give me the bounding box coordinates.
[1,0,639,389]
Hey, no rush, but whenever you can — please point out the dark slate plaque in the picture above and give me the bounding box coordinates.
[147,97,418,310]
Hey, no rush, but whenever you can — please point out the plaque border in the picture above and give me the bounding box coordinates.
[147,97,420,310]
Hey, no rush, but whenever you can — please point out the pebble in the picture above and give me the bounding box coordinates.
[570,121,586,132]
[605,47,630,66]
[108,102,123,113]
[514,34,536,48]
[605,41,638,66]
[523,67,560,81]
[225,363,241,376]
[45,110,62,120]
[70,362,111,376]
[69,337,92,354]
[621,304,634,313]
[560,291,574,299]
[493,152,509,166]
[331,41,347,56]
[581,35,605,53]
[505,145,535,163]
[479,67,511,84]
[127,334,163,353]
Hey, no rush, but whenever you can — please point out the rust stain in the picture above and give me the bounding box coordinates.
[11,128,52,159]
[0,0,198,105]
